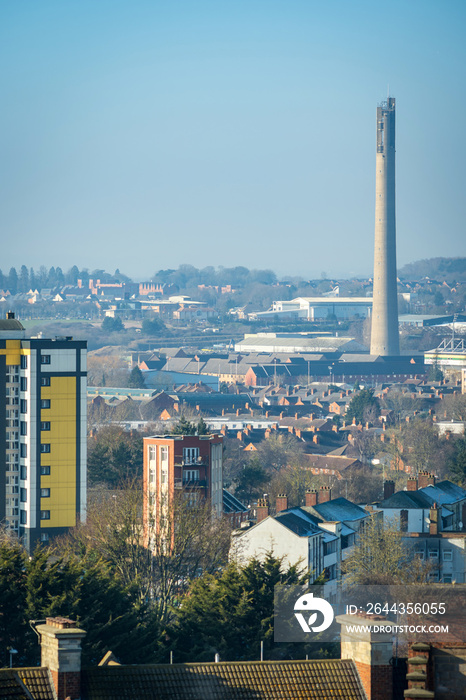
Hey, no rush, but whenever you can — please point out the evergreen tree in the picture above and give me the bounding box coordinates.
[171,415,197,435]
[345,388,380,424]
[66,265,80,285]
[29,267,36,290]
[8,267,18,294]
[128,366,145,388]
[448,437,466,486]
[170,554,308,662]
[0,540,30,667]
[19,265,29,292]
[101,316,125,332]
[197,417,209,435]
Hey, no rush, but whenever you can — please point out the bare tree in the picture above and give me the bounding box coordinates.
[56,482,231,624]
[343,514,433,585]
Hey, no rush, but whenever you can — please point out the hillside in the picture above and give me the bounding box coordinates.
[399,257,466,282]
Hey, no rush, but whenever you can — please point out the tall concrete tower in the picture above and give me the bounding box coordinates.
[370,96,400,356]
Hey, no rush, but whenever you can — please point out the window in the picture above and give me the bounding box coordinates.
[443,549,453,561]
[20,399,27,414]
[20,377,27,391]
[428,550,439,559]
[40,466,51,476]
[41,354,51,365]
[40,399,51,409]
[415,549,425,560]
[443,574,453,583]
[183,447,200,464]
[20,511,27,525]
[400,510,408,532]
[20,355,28,369]
[40,488,50,498]
[20,466,27,480]
[20,421,27,436]
[20,488,27,503]
[20,444,27,458]
[40,510,50,520]
[40,421,51,431]
[40,533,49,542]
[40,444,51,453]
[41,377,51,387]
[184,469,200,483]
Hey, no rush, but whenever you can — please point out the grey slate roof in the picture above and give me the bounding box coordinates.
[305,497,368,523]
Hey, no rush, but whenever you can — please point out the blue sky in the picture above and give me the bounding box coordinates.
[1,0,465,280]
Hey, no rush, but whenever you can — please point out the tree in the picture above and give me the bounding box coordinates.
[101,316,125,332]
[235,458,269,505]
[343,514,432,585]
[448,437,466,486]
[170,553,307,662]
[19,265,29,292]
[87,426,143,487]
[0,537,161,667]
[8,267,18,294]
[255,433,305,473]
[346,388,380,424]
[142,317,165,335]
[58,485,231,625]
[128,366,145,388]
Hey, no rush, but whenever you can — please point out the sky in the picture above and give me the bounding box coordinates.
[1,0,465,281]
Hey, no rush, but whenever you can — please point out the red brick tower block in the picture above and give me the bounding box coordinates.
[336,614,394,700]
[36,617,86,700]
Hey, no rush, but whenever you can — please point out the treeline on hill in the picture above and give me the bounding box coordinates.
[398,257,466,282]
[0,265,131,293]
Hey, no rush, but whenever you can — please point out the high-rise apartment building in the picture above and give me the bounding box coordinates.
[0,313,87,551]
[143,433,223,546]
[370,96,400,356]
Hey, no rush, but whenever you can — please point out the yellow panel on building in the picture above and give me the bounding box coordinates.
[40,376,78,529]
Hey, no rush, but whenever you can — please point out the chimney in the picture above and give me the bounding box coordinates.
[332,424,338,433]
[418,470,435,489]
[256,498,269,523]
[237,430,243,440]
[319,485,332,503]
[429,504,439,535]
[265,411,269,418]
[313,434,319,444]
[383,480,395,500]
[36,617,86,700]
[336,613,395,700]
[305,489,318,507]
[407,477,418,491]
[295,428,302,438]
[405,642,432,697]
[288,426,294,434]
[276,494,288,513]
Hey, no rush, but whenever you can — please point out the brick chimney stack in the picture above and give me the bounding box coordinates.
[276,494,288,513]
[418,470,435,489]
[383,480,395,500]
[36,617,86,700]
[407,477,418,491]
[305,489,317,507]
[319,485,332,503]
[336,614,395,700]
[256,498,269,523]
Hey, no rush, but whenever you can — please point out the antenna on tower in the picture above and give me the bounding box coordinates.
[387,83,390,99]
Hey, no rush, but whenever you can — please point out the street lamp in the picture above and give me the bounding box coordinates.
[8,647,18,668]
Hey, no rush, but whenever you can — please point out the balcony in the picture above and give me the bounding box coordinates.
[174,478,208,489]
